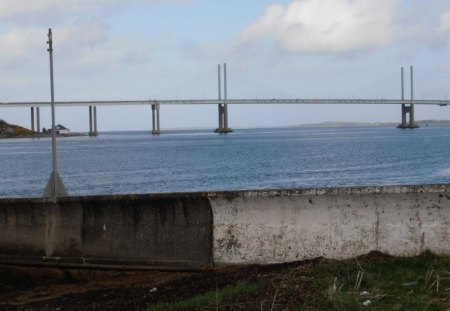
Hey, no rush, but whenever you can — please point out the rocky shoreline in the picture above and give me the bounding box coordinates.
[0,132,86,139]
[0,119,85,138]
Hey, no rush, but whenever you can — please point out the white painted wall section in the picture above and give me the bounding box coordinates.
[209,186,450,265]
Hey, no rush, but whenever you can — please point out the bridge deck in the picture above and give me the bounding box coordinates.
[0,98,449,108]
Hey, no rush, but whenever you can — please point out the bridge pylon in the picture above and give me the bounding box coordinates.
[398,66,419,129]
[214,63,233,134]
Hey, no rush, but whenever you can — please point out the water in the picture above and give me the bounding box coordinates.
[1,126,450,198]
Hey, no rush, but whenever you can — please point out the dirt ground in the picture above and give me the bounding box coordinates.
[0,258,322,311]
[0,252,446,311]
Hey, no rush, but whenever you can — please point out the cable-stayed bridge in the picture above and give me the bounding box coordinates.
[1,65,449,135]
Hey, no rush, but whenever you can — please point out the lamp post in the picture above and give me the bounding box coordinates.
[43,28,67,201]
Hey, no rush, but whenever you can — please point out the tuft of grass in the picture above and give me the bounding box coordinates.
[300,252,450,311]
[147,280,266,310]
[147,252,449,311]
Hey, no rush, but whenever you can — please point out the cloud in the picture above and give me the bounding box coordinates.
[438,10,450,34]
[0,20,151,72]
[239,0,399,54]
[0,28,43,67]
[0,0,193,26]
[0,0,131,25]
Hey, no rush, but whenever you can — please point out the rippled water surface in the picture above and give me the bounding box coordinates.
[1,126,450,198]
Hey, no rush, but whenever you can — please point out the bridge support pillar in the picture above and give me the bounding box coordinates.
[36,107,40,133]
[152,103,160,135]
[151,104,156,134]
[398,66,419,129]
[215,104,224,132]
[89,106,92,136]
[93,106,98,136]
[88,106,98,136]
[30,107,35,132]
[31,107,41,133]
[214,63,233,134]
[398,105,418,129]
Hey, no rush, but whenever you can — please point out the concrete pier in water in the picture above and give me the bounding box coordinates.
[88,106,98,137]
[30,107,41,133]
[398,66,419,129]
[151,103,160,135]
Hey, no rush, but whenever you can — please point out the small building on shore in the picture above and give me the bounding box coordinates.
[45,124,70,135]
[55,124,70,135]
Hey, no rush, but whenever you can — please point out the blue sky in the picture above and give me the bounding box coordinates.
[1,0,450,131]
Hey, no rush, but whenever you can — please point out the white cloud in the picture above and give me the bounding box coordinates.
[239,0,399,54]
[0,20,150,72]
[0,28,43,66]
[438,10,450,34]
[0,0,130,25]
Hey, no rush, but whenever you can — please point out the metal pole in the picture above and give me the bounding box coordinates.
[43,28,67,200]
[49,29,57,191]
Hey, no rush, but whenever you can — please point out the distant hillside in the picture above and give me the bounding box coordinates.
[298,120,450,128]
[0,119,35,137]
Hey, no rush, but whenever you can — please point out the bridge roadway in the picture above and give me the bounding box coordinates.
[1,98,450,107]
[1,97,449,135]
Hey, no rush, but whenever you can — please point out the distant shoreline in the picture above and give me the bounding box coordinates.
[0,132,86,139]
[1,119,450,138]
[296,120,450,128]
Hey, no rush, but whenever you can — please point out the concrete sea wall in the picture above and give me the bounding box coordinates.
[0,185,448,269]
[0,194,213,269]
[210,185,450,265]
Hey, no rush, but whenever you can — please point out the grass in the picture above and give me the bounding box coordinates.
[299,251,450,311]
[146,252,450,310]
[147,280,266,310]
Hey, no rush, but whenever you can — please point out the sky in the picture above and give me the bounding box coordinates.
[1,0,450,132]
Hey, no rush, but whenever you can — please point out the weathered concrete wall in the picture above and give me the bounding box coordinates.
[0,185,448,269]
[0,194,213,269]
[210,185,450,265]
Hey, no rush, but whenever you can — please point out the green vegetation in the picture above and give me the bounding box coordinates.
[0,119,34,137]
[146,252,449,310]
[147,281,266,310]
[299,251,449,311]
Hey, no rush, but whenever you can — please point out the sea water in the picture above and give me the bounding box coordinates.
[1,126,449,198]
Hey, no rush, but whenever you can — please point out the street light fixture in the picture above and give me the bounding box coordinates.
[43,28,67,201]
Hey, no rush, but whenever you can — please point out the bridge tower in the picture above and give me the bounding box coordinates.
[398,66,419,129]
[215,63,233,133]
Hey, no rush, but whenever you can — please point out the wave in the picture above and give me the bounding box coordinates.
[437,168,450,177]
